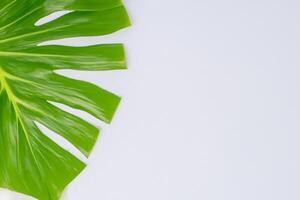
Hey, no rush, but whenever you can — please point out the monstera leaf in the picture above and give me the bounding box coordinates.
[0,0,130,199]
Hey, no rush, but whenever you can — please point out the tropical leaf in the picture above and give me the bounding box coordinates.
[0,0,130,199]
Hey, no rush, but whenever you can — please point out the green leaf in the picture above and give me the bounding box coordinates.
[0,1,130,199]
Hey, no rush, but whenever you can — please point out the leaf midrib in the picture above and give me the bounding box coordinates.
[0,68,41,169]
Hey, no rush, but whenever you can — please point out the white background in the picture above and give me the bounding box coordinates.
[69,0,300,200]
[5,0,300,199]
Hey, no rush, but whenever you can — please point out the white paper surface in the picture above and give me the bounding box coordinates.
[2,0,300,199]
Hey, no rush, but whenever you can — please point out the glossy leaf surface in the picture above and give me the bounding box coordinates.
[0,0,130,199]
